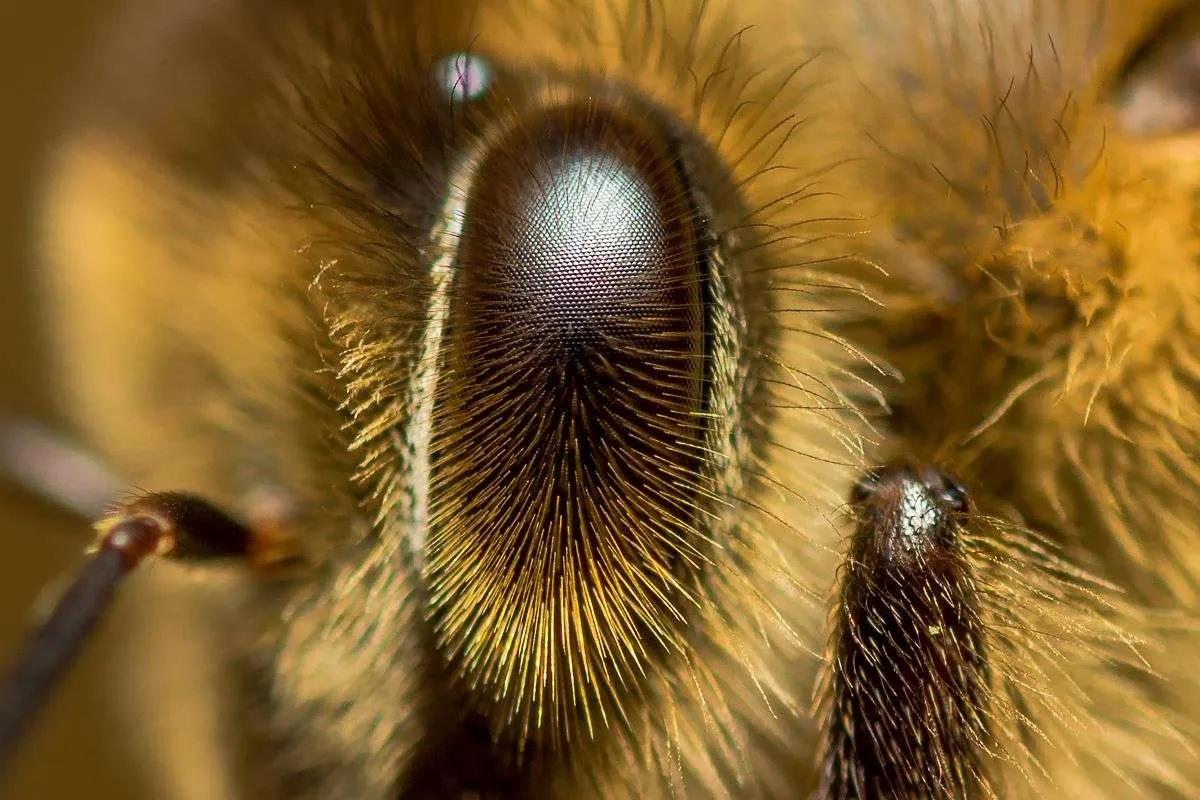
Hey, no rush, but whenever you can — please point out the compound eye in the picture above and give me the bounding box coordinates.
[456,103,703,356]
[429,99,714,734]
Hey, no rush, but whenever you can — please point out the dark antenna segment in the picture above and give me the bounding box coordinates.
[0,491,259,774]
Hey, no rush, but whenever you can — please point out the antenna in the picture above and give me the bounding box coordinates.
[0,491,260,774]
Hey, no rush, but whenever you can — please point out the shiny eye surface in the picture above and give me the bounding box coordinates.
[455,103,704,352]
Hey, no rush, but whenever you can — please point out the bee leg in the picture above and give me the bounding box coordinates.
[0,491,288,774]
[816,463,988,800]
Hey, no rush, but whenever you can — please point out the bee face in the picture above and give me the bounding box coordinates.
[8,0,1200,798]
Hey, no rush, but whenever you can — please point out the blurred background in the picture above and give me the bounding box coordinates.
[0,1,149,797]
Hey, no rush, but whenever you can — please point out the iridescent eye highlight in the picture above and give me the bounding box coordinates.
[457,103,704,353]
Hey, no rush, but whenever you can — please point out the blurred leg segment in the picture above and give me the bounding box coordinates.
[0,492,256,773]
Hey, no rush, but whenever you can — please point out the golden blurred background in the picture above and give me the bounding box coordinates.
[0,1,150,797]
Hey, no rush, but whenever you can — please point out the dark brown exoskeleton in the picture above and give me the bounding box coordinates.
[819,466,988,799]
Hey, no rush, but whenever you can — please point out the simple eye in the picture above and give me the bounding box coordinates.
[437,52,493,102]
[1113,3,1200,136]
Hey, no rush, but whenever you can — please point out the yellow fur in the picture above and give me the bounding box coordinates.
[36,0,1200,797]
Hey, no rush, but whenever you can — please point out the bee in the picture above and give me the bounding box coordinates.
[2,0,1199,798]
